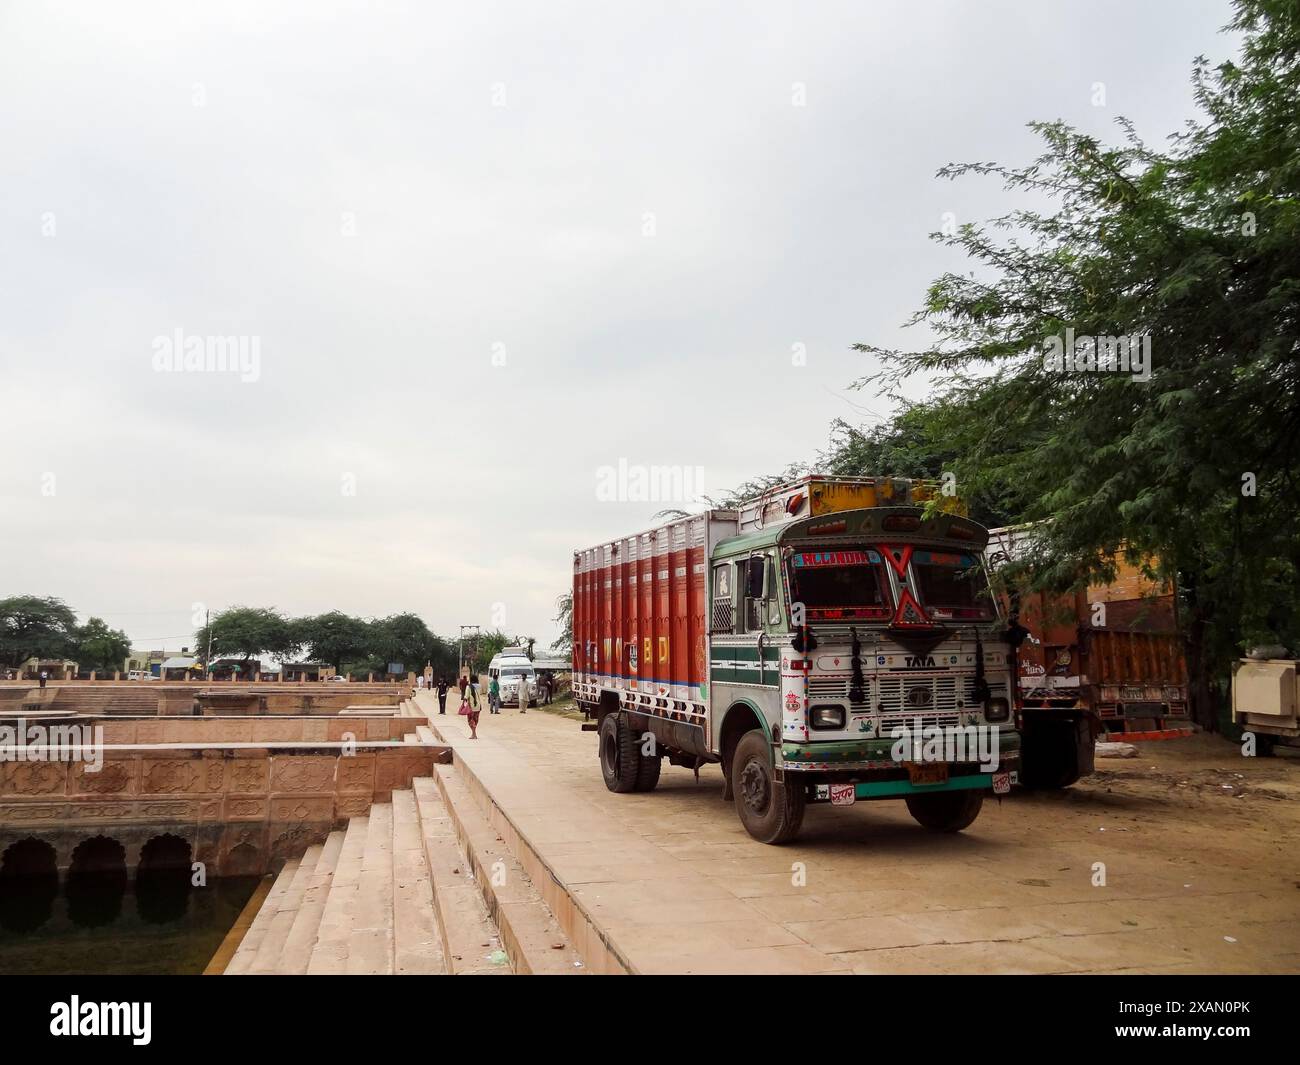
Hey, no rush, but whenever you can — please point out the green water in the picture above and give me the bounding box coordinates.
[0,873,260,975]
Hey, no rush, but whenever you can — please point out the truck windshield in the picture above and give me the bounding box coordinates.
[787,549,891,621]
[910,550,991,618]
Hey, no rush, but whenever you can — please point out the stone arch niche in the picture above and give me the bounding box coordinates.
[0,837,59,933]
[65,835,127,928]
[136,833,193,924]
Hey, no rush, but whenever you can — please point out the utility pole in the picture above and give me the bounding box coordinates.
[458,624,480,679]
[205,608,213,669]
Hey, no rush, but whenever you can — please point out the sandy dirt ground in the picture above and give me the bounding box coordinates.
[431,693,1300,974]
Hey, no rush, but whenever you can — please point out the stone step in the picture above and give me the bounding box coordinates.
[424,718,631,976]
[306,815,370,974]
[275,830,345,974]
[391,789,445,974]
[346,801,394,974]
[248,845,322,973]
[412,776,510,975]
[224,860,300,975]
[431,763,583,975]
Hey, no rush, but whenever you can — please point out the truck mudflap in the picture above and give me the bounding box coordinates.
[1019,710,1096,789]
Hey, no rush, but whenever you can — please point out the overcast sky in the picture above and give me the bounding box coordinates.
[0,0,1235,652]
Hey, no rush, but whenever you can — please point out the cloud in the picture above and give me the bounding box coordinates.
[0,0,1233,647]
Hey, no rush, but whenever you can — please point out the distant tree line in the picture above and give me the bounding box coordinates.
[0,596,535,679]
[0,595,132,672]
[195,607,484,677]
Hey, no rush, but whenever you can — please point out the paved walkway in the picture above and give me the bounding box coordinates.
[416,691,1300,974]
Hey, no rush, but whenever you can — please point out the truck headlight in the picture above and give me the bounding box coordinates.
[985,697,1010,722]
[810,705,846,730]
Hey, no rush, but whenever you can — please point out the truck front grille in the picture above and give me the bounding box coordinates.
[877,675,964,715]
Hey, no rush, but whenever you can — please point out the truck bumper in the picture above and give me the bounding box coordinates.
[781,731,1021,774]
[846,772,1016,800]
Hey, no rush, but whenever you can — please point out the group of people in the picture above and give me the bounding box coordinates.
[409,671,522,740]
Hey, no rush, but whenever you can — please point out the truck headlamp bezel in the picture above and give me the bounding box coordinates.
[985,697,1011,723]
[809,704,847,730]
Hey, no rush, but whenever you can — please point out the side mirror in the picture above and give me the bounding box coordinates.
[747,559,765,599]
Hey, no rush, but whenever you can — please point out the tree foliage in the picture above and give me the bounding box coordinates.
[0,596,79,668]
[294,611,371,673]
[851,0,1300,726]
[195,606,299,663]
[551,593,573,652]
[74,617,132,672]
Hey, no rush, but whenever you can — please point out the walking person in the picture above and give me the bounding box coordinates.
[436,675,448,715]
[458,683,481,739]
[518,675,528,714]
[457,673,468,706]
[488,675,500,714]
[467,673,481,710]
[38,670,48,690]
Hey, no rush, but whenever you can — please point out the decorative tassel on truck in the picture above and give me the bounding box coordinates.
[571,475,1021,844]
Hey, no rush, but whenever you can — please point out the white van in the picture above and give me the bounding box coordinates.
[487,648,537,707]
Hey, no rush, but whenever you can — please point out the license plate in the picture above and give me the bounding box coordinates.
[906,762,948,786]
[992,772,1011,795]
[830,783,856,806]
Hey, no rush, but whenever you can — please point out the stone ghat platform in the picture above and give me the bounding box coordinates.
[0,738,449,877]
[0,682,406,717]
[76,715,419,744]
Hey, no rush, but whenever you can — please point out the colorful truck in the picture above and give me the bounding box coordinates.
[984,524,1191,788]
[571,476,1020,844]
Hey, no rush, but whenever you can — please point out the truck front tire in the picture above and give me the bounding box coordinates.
[905,789,983,832]
[598,714,640,793]
[732,731,804,844]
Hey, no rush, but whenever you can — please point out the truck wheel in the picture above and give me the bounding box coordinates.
[905,790,983,832]
[635,750,662,792]
[732,731,804,844]
[598,714,639,793]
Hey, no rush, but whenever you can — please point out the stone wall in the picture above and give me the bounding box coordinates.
[0,682,406,717]
[92,716,419,744]
[0,742,447,876]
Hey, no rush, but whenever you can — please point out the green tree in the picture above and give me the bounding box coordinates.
[368,613,436,675]
[75,617,132,673]
[550,593,573,652]
[294,611,371,673]
[469,629,511,674]
[817,412,1015,528]
[0,596,79,669]
[195,606,299,665]
[854,0,1300,728]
